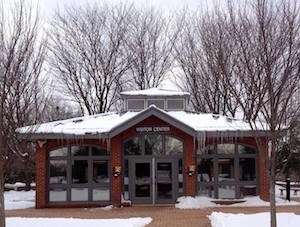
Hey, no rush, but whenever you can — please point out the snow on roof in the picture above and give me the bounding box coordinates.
[168,111,253,132]
[17,111,139,136]
[16,106,259,138]
[120,88,190,96]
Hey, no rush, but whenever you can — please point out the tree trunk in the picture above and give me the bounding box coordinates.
[24,157,32,191]
[0,165,5,227]
[270,139,277,227]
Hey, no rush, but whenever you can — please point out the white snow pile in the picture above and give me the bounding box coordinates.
[5,182,35,190]
[175,196,300,209]
[4,190,35,210]
[6,217,152,227]
[209,212,300,227]
[86,205,114,211]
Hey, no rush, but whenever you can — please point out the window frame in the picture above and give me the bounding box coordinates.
[47,145,110,204]
[166,99,185,111]
[197,143,258,199]
[127,99,145,111]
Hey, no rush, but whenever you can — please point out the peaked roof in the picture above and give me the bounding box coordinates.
[109,105,195,137]
[120,88,190,97]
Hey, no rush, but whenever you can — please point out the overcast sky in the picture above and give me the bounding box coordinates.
[33,0,227,19]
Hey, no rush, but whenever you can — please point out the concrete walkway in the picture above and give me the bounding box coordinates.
[6,205,300,227]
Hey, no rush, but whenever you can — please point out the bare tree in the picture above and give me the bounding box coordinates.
[174,10,238,116]
[48,4,132,115]
[223,1,300,226]
[0,2,46,226]
[125,8,176,90]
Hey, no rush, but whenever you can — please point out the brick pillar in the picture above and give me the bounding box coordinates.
[110,136,122,206]
[35,141,47,208]
[184,136,196,196]
[258,139,270,201]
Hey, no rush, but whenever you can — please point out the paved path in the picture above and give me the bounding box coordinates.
[6,205,300,227]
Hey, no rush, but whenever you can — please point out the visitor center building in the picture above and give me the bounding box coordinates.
[17,88,270,208]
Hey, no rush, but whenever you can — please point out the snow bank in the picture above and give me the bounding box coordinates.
[209,212,300,227]
[175,196,300,209]
[4,190,35,210]
[6,217,152,227]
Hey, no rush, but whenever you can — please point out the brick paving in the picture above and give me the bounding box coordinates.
[6,205,300,227]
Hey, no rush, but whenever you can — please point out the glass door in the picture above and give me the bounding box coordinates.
[155,159,176,203]
[130,159,153,203]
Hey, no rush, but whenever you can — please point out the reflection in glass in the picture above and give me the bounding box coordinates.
[72,160,88,183]
[178,159,183,193]
[165,136,183,155]
[218,185,235,198]
[197,158,214,182]
[238,145,256,154]
[71,188,88,201]
[198,185,214,198]
[123,159,129,199]
[124,137,141,155]
[135,163,150,197]
[240,185,257,196]
[157,183,172,199]
[218,159,235,181]
[93,160,109,183]
[145,135,162,155]
[157,163,172,181]
[49,147,68,157]
[217,144,235,154]
[71,146,89,156]
[49,160,67,184]
[92,147,108,156]
[205,145,215,154]
[239,158,256,181]
[93,188,110,201]
[49,188,67,201]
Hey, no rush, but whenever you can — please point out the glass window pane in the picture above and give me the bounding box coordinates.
[238,145,256,154]
[167,99,184,110]
[71,188,88,201]
[128,99,144,110]
[71,146,89,156]
[124,137,141,155]
[93,188,110,201]
[49,188,67,202]
[148,99,164,109]
[157,183,172,199]
[49,147,68,157]
[49,160,67,184]
[198,185,214,198]
[92,147,108,156]
[218,185,235,199]
[218,158,235,181]
[205,145,215,154]
[135,163,151,197]
[197,158,214,182]
[239,158,256,181]
[178,159,183,194]
[145,135,163,155]
[93,160,109,184]
[217,144,235,154]
[165,136,183,155]
[72,160,88,184]
[240,185,257,197]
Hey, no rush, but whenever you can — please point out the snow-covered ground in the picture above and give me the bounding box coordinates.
[176,196,299,209]
[209,212,300,227]
[6,217,152,227]
[5,190,35,210]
